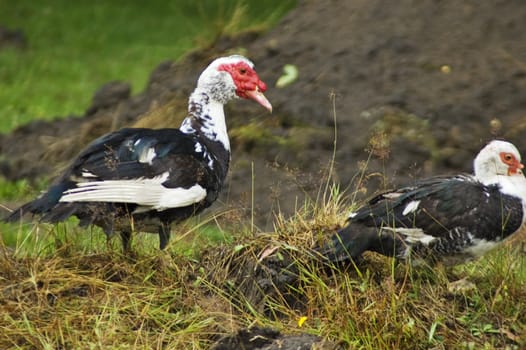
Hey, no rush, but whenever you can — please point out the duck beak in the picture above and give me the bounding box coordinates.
[245,89,272,113]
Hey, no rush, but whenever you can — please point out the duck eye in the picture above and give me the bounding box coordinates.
[504,154,513,161]
[239,68,246,74]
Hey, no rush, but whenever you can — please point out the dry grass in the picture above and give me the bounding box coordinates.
[2,115,526,348]
[0,241,235,349]
[1,180,525,349]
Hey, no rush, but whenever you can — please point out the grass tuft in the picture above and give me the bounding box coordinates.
[1,172,526,348]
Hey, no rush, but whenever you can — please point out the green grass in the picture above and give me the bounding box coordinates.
[0,0,296,132]
[0,216,232,258]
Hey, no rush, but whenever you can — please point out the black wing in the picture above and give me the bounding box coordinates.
[5,128,214,221]
[349,175,523,240]
[62,128,206,183]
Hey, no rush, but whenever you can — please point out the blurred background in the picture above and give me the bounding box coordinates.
[1,0,525,230]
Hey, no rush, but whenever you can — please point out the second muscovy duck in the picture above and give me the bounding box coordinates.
[318,140,526,265]
[5,55,272,251]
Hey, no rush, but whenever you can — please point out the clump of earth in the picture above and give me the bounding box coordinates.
[1,0,525,228]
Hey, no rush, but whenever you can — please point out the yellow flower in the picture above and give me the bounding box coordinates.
[297,316,308,327]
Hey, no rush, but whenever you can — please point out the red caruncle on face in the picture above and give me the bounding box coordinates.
[218,61,267,97]
[500,152,524,175]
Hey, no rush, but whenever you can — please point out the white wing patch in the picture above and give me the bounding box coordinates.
[383,227,437,245]
[348,211,358,219]
[60,172,207,211]
[382,192,405,199]
[81,170,97,178]
[138,147,157,165]
[402,200,421,216]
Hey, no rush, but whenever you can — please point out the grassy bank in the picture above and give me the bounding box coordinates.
[1,184,525,348]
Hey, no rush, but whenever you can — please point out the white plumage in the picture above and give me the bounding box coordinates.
[60,172,207,211]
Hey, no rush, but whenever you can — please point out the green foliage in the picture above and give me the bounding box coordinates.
[0,177,43,201]
[1,213,234,258]
[0,0,296,132]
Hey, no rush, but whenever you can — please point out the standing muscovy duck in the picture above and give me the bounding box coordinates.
[317,140,526,265]
[5,55,272,251]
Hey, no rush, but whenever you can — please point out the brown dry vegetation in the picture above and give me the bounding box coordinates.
[1,179,525,349]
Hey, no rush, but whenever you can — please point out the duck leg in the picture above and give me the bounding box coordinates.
[119,230,132,252]
[158,223,171,250]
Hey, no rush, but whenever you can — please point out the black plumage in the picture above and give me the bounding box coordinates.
[318,140,526,264]
[4,55,272,251]
[12,128,226,250]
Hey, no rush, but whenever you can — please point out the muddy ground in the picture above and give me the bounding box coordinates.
[1,0,526,228]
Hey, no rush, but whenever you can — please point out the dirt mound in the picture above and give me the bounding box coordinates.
[210,326,340,350]
[1,0,526,227]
